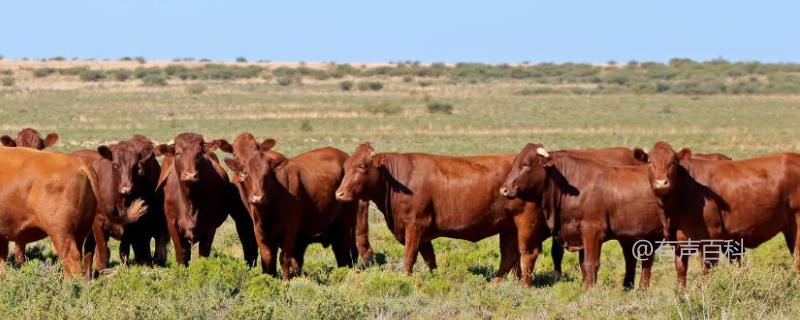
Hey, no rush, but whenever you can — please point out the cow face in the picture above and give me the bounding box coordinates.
[220,133,276,184]
[99,140,154,195]
[156,133,219,183]
[500,143,553,199]
[336,143,383,202]
[1,128,59,149]
[225,150,285,205]
[646,141,680,196]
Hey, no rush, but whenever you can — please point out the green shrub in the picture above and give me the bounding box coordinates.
[49,56,66,61]
[32,68,55,78]
[78,69,106,82]
[134,56,146,64]
[427,101,453,114]
[142,74,168,86]
[363,102,402,116]
[0,69,12,75]
[358,81,384,91]
[300,120,312,132]
[110,69,132,81]
[133,67,162,79]
[277,77,294,86]
[185,84,207,95]
[1,77,14,87]
[236,57,247,63]
[56,67,88,76]
[418,80,433,87]
[119,56,133,61]
[339,81,353,91]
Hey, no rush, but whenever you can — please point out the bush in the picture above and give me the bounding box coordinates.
[49,56,66,61]
[418,80,433,87]
[358,81,384,91]
[427,101,453,114]
[185,84,207,95]
[32,68,55,78]
[142,74,168,86]
[119,56,132,61]
[133,67,162,79]
[134,56,146,64]
[300,120,312,132]
[363,102,402,116]
[1,77,14,87]
[57,67,88,76]
[235,57,247,63]
[0,69,12,75]
[78,69,106,82]
[276,77,294,86]
[110,69,132,81]
[339,81,353,91]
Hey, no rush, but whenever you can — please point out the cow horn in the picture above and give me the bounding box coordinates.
[536,147,550,158]
[166,139,174,145]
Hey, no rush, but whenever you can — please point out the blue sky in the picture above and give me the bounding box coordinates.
[1,0,797,63]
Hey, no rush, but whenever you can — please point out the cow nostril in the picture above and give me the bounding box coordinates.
[249,195,262,204]
[499,187,508,196]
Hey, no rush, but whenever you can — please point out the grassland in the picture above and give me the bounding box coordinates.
[1,60,800,319]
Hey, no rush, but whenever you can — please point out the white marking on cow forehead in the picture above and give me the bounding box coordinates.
[536,147,550,158]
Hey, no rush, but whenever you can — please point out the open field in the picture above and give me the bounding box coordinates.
[1,60,800,319]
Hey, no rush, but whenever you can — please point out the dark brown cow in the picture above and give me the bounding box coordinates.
[0,146,143,277]
[1,128,59,264]
[500,144,664,289]
[646,141,800,287]
[222,139,370,279]
[73,135,169,266]
[155,132,258,266]
[335,142,541,282]
[219,134,373,270]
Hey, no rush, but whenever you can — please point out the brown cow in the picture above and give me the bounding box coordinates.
[1,128,59,264]
[155,132,258,266]
[646,141,800,287]
[500,144,664,289]
[335,142,540,282]
[1,128,59,150]
[72,135,169,266]
[222,139,369,279]
[0,146,143,277]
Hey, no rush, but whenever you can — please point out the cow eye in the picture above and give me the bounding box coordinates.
[358,164,367,169]
[112,163,119,169]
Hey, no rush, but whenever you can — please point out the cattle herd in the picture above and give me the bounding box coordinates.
[1,127,799,291]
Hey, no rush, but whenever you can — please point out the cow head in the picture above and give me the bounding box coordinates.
[156,133,219,183]
[500,143,554,199]
[336,142,384,202]
[223,139,283,205]
[219,133,276,184]
[646,141,682,196]
[1,128,59,149]
[98,139,155,195]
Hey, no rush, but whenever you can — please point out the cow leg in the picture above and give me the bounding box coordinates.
[551,237,564,281]
[82,233,96,279]
[0,237,8,273]
[291,241,309,274]
[52,235,82,278]
[229,189,259,267]
[619,240,637,290]
[91,223,110,278]
[578,250,587,280]
[419,241,437,271]
[514,216,542,287]
[132,236,153,265]
[153,231,170,266]
[639,250,655,290]
[280,227,300,280]
[402,227,424,275]
[119,236,131,266]
[493,230,519,283]
[789,213,800,273]
[13,244,26,265]
[355,200,374,268]
[166,221,191,266]
[674,253,690,288]
[198,230,216,258]
[581,230,602,288]
[331,207,358,268]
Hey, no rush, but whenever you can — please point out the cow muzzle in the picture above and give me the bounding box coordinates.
[499,186,517,198]
[181,171,199,182]
[652,179,671,194]
[249,194,263,204]
[119,185,132,195]
[335,191,352,202]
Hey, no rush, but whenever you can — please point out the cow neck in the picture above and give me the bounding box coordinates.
[539,155,584,222]
[370,155,401,232]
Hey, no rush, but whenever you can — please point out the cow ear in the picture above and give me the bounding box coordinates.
[97,145,113,161]
[372,153,386,168]
[43,133,59,148]
[1,135,15,147]
[218,139,233,153]
[633,148,648,163]
[678,148,692,160]
[224,158,243,172]
[259,138,276,151]
[204,140,221,154]
[155,144,175,156]
[139,143,154,160]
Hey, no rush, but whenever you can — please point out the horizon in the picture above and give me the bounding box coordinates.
[1,1,798,64]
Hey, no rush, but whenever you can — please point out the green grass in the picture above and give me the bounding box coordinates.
[1,75,800,319]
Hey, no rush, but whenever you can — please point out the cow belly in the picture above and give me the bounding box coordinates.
[430,212,510,242]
